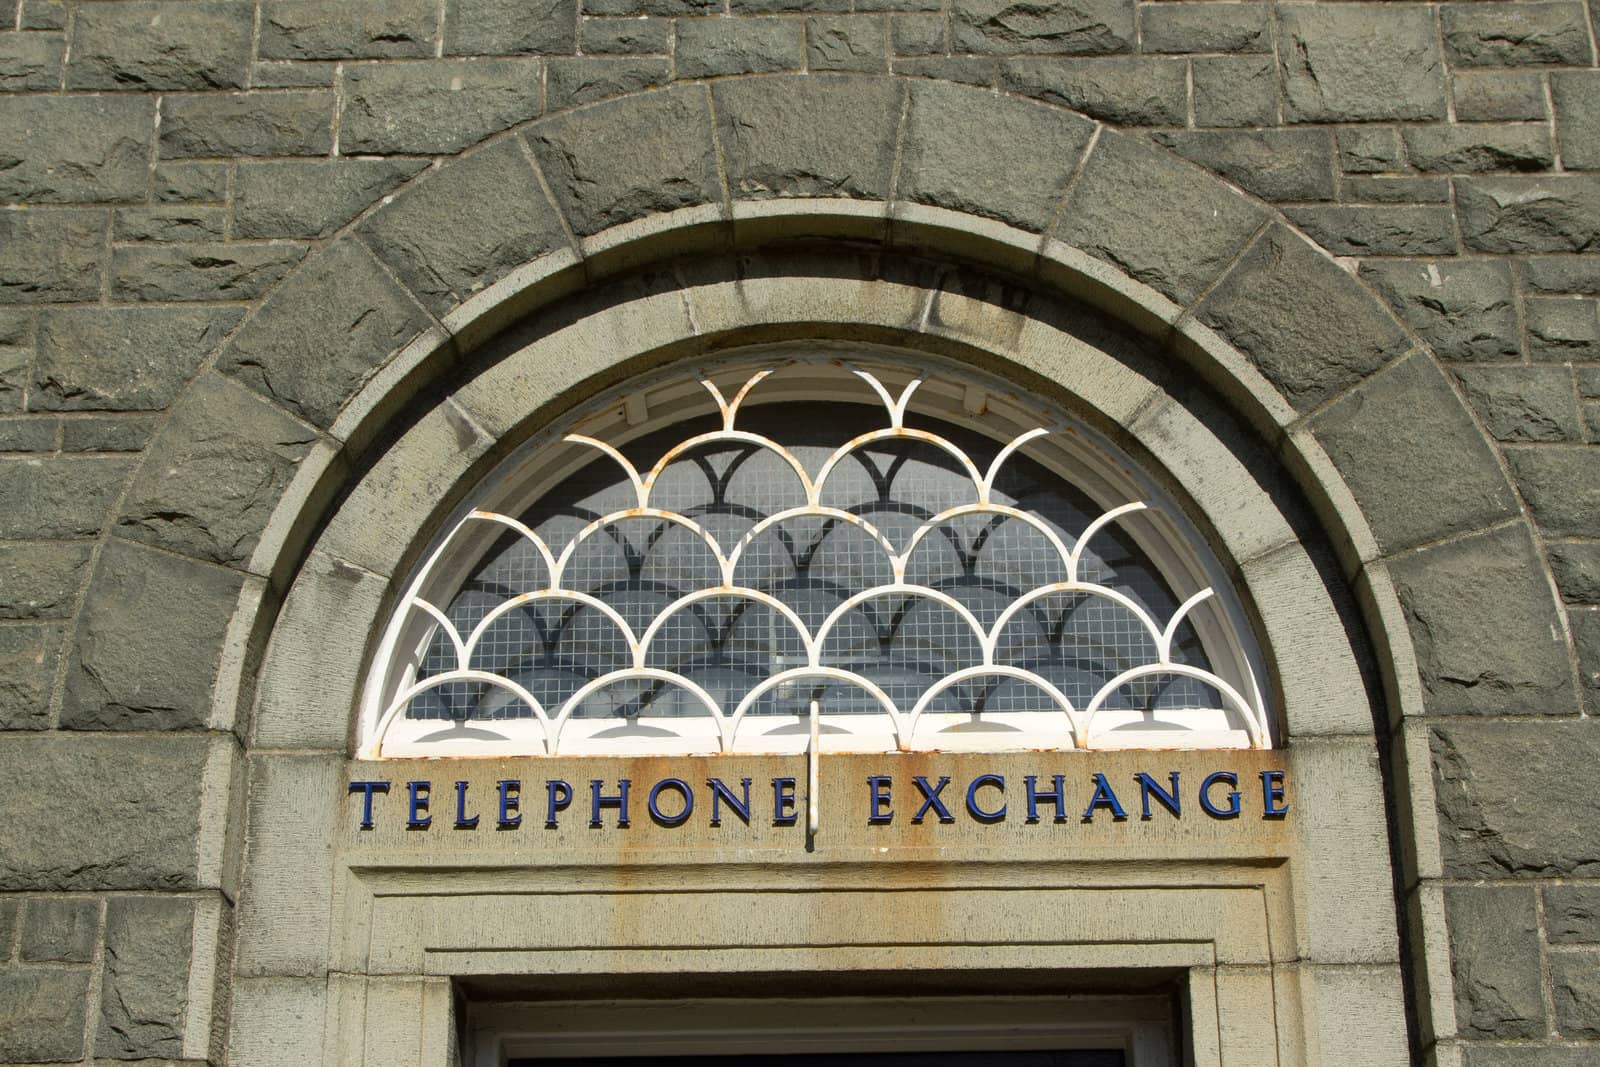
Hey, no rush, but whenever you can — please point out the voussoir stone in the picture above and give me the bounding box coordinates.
[115,372,318,568]
[159,91,335,158]
[0,210,106,304]
[360,137,570,316]
[0,96,152,203]
[66,1,251,90]
[62,538,243,730]
[999,57,1186,126]
[949,0,1134,56]
[1056,130,1264,306]
[340,60,544,156]
[1358,259,1520,362]
[899,80,1094,233]
[713,75,900,200]
[1153,129,1336,203]
[0,968,89,1061]
[96,896,195,1059]
[234,159,429,240]
[34,306,245,412]
[1279,5,1446,123]
[218,240,432,428]
[1394,524,1575,717]
[1457,176,1600,253]
[259,0,437,60]
[1445,885,1545,1039]
[1195,225,1409,411]
[528,86,722,237]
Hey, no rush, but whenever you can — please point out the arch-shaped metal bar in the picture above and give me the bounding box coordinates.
[987,581,1166,667]
[410,597,467,668]
[728,666,907,748]
[812,583,990,664]
[725,505,899,587]
[846,365,924,429]
[375,669,553,755]
[462,588,640,666]
[551,507,726,591]
[565,433,647,509]
[463,509,558,579]
[1066,501,1148,581]
[1160,588,1217,663]
[640,429,815,506]
[634,585,815,670]
[550,667,729,753]
[906,664,1086,747]
[979,426,1053,505]
[812,426,984,506]
[1082,663,1264,748]
[898,502,1075,583]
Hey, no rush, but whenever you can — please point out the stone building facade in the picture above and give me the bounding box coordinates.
[0,0,1597,1064]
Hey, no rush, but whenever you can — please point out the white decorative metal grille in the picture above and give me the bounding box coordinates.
[363,362,1270,758]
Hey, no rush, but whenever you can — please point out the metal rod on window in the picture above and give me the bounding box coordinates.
[807,698,820,848]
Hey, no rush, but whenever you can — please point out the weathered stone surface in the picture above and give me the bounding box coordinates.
[60,415,156,453]
[446,0,579,55]
[1396,524,1574,716]
[1057,130,1263,305]
[1453,70,1548,122]
[1407,124,1553,175]
[66,1,250,90]
[0,542,91,620]
[0,309,28,413]
[260,0,436,59]
[1458,176,1600,253]
[34,307,243,413]
[1338,127,1403,174]
[1280,6,1445,123]
[110,243,306,303]
[891,14,946,54]
[0,899,13,948]
[1576,606,1600,715]
[1434,720,1600,875]
[1442,2,1594,67]
[159,91,334,158]
[893,56,995,86]
[1465,1050,1597,1067]
[0,968,89,1061]
[1547,885,1600,942]
[1284,205,1456,256]
[900,80,1092,233]
[62,539,243,729]
[714,75,899,199]
[114,205,228,243]
[0,210,105,304]
[1311,352,1519,553]
[808,16,888,71]
[1344,176,1450,204]
[340,59,543,155]
[1504,446,1600,539]
[0,456,129,539]
[547,56,671,110]
[115,374,316,567]
[1527,297,1600,360]
[0,733,211,889]
[1554,72,1600,171]
[583,16,671,54]
[1000,57,1185,125]
[1549,543,1600,604]
[0,30,64,89]
[96,896,195,1059]
[1153,129,1334,202]
[252,60,337,88]
[1552,952,1600,1037]
[19,897,98,962]
[950,0,1133,55]
[1359,259,1520,362]
[1141,3,1267,53]
[1191,55,1277,128]
[0,417,53,451]
[1446,886,1545,1039]
[361,138,569,315]
[233,159,427,240]
[218,240,430,428]
[1196,225,1410,411]
[529,87,720,238]
[0,624,60,730]
[154,162,228,204]
[677,17,803,77]
[0,96,150,203]
[1456,366,1581,442]
[584,0,716,14]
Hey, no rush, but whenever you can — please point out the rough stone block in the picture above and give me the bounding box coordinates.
[547,56,671,110]
[1466,1051,1600,1067]
[0,417,53,451]
[1359,259,1520,362]
[340,60,544,155]
[0,898,13,949]
[1311,352,1518,553]
[1577,607,1600,715]
[360,137,569,316]
[34,307,243,413]
[1445,885,1545,1039]
[1395,526,1574,716]
[0,733,213,890]
[1554,72,1600,170]
[1458,176,1600,253]
[529,86,721,238]
[1456,366,1581,443]
[999,57,1185,125]
[96,896,195,1059]
[19,2,63,31]
[0,209,105,304]
[445,0,579,56]
[61,415,155,453]
[582,16,671,54]
[1504,446,1600,539]
[158,91,334,158]
[0,968,89,1061]
[950,0,1133,55]
[0,542,92,619]
[234,159,427,240]
[251,60,337,88]
[114,206,229,243]
[0,96,152,203]
[1280,6,1445,123]
[154,162,228,204]
[1549,543,1600,604]
[1153,129,1334,203]
[1191,55,1278,128]
[1056,130,1264,306]
[899,79,1093,233]
[808,16,888,71]
[1526,296,1600,360]
[1283,205,1456,256]
[1141,3,1268,53]
[218,240,430,429]
[1442,2,1594,66]
[676,17,803,77]
[1547,885,1600,942]
[583,0,715,14]
[892,14,945,55]
[61,539,243,730]
[893,56,995,86]
[0,624,61,730]
[1453,70,1549,123]
[1196,225,1410,411]
[713,75,900,199]
[1338,126,1403,174]
[0,30,64,90]
[19,897,98,962]
[66,1,250,90]
[110,243,307,303]
[1552,951,1600,1037]
[1404,124,1554,174]
[259,0,436,59]
[0,455,128,539]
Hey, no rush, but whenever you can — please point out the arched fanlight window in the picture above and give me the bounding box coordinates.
[360,352,1271,758]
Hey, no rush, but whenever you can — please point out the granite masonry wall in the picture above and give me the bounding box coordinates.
[0,0,1597,1064]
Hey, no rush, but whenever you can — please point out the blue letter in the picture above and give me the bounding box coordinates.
[1261,770,1289,819]
[911,776,954,824]
[773,777,798,826]
[648,778,694,826]
[1025,774,1068,823]
[966,774,1006,821]
[453,780,479,829]
[544,779,570,827]
[497,780,521,829]
[349,780,389,830]
[868,775,893,824]
[590,779,631,828]
[406,780,431,829]
[1082,773,1128,821]
[708,778,751,826]
[1201,771,1241,819]
[1136,772,1181,820]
